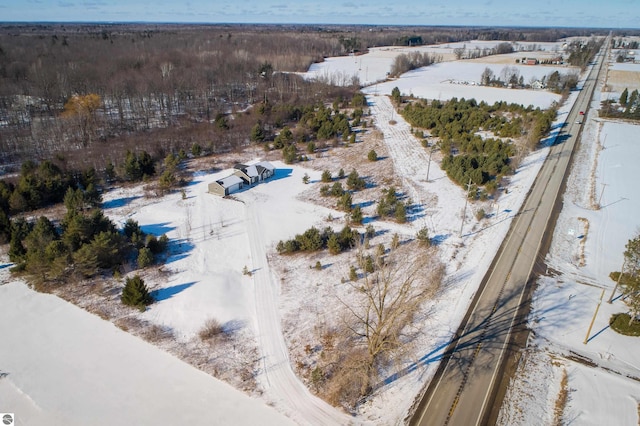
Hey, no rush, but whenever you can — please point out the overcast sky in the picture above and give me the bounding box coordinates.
[1,0,638,29]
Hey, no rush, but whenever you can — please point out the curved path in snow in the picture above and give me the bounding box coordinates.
[244,203,353,425]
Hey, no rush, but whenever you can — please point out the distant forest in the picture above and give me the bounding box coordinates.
[0,23,616,172]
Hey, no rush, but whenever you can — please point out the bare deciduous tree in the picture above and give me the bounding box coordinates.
[340,241,444,394]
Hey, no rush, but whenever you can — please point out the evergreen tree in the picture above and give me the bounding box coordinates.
[0,209,10,244]
[416,227,430,246]
[327,233,341,255]
[191,143,203,157]
[121,275,153,309]
[618,233,640,325]
[124,150,142,181]
[346,169,365,191]
[350,205,363,224]
[84,183,102,208]
[395,202,407,223]
[620,88,629,106]
[349,265,358,281]
[330,182,344,197]
[337,192,352,211]
[137,247,153,268]
[282,145,297,164]
[391,86,402,106]
[250,123,266,142]
[8,217,31,263]
[105,161,116,182]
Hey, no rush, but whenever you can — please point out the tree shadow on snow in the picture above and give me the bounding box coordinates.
[151,281,196,301]
[370,283,533,392]
[102,195,141,210]
[141,222,176,236]
[430,233,451,246]
[406,203,426,222]
[223,319,246,334]
[164,238,195,264]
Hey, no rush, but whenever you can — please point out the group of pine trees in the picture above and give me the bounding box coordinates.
[276,225,358,255]
[252,96,366,164]
[601,87,640,120]
[401,97,556,192]
[8,189,167,286]
[0,153,168,305]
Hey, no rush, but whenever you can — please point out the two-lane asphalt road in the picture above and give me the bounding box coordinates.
[411,37,610,426]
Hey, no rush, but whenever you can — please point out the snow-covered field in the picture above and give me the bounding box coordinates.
[0,274,294,426]
[306,39,578,109]
[1,36,639,425]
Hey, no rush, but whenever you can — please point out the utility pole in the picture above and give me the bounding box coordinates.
[584,289,605,344]
[608,258,626,303]
[598,183,607,209]
[459,178,472,237]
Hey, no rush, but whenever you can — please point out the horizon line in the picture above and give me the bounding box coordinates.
[0,21,634,31]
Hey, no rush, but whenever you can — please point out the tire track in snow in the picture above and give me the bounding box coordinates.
[244,203,353,426]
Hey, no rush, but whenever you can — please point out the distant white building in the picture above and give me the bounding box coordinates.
[531,80,545,90]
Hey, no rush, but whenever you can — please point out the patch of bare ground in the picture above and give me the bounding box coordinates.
[554,368,569,426]
[49,267,261,394]
[605,70,640,93]
[577,217,589,267]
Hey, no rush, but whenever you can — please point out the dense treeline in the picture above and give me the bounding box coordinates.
[566,38,604,68]
[402,97,557,191]
[480,66,578,95]
[0,24,614,172]
[453,41,514,60]
[0,24,361,171]
[403,97,549,142]
[8,194,168,287]
[389,52,442,77]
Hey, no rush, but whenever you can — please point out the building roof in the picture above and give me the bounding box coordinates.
[244,165,260,177]
[254,161,275,171]
[216,175,244,188]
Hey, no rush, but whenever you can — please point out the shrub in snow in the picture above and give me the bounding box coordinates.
[199,318,224,340]
[121,275,153,310]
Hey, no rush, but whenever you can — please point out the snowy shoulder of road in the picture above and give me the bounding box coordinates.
[0,275,295,426]
[499,46,640,425]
